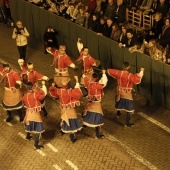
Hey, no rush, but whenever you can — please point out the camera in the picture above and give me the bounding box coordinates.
[15,27,24,34]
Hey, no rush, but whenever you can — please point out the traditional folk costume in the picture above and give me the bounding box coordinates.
[47,48,75,87]
[77,42,97,84]
[0,64,23,122]
[107,63,144,127]
[18,61,48,86]
[82,72,108,138]
[18,60,49,117]
[22,82,45,149]
[49,82,82,143]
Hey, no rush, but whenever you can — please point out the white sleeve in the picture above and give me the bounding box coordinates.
[41,85,47,95]
[74,82,80,88]
[99,73,108,87]
[42,76,49,80]
[69,63,76,68]
[138,71,144,78]
[77,42,83,53]
[16,81,22,85]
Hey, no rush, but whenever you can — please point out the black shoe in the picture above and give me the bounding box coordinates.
[6,116,13,122]
[124,123,135,127]
[34,144,44,149]
[71,138,78,143]
[26,136,32,141]
[95,134,104,139]
[60,130,65,136]
[44,112,48,117]
[19,116,24,122]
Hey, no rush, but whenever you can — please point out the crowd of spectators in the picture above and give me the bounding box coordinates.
[1,0,170,64]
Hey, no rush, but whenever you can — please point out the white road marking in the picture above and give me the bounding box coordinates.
[36,149,46,157]
[4,119,13,126]
[18,132,26,139]
[138,112,170,133]
[46,143,58,152]
[65,160,78,170]
[104,131,158,170]
[53,164,62,170]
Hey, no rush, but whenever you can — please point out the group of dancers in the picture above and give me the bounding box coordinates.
[0,38,144,149]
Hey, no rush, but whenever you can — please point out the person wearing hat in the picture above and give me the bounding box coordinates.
[77,38,100,85]
[22,82,45,149]
[0,63,23,122]
[82,70,108,139]
[46,45,76,88]
[49,76,82,143]
[12,21,29,61]
[107,62,144,127]
[18,60,49,117]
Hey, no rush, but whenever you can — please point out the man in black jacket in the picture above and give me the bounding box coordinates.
[118,29,139,48]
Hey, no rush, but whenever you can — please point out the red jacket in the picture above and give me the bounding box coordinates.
[22,89,45,113]
[49,86,82,109]
[77,53,96,73]
[51,48,73,72]
[0,67,21,91]
[108,69,141,91]
[21,66,44,85]
[84,77,104,101]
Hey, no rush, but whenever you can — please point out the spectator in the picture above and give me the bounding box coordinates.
[97,17,107,35]
[89,14,100,32]
[66,3,78,21]
[142,39,158,57]
[152,44,166,62]
[148,12,164,40]
[100,0,108,16]
[102,18,113,37]
[104,0,117,20]
[83,10,93,28]
[158,17,170,47]
[154,0,169,18]
[87,0,96,14]
[118,29,139,48]
[75,8,85,26]
[118,24,128,43]
[43,27,59,54]
[12,21,29,61]
[113,0,126,25]
[95,0,102,15]
[110,23,121,41]
[46,0,59,14]
[129,42,143,53]
[58,1,68,17]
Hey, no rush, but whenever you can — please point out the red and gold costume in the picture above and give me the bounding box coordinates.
[77,53,96,74]
[107,69,143,112]
[0,67,22,110]
[22,89,45,133]
[77,41,97,84]
[82,73,108,127]
[50,48,75,87]
[21,65,46,86]
[49,83,82,133]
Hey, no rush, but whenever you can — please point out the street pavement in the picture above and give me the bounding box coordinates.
[0,23,170,170]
